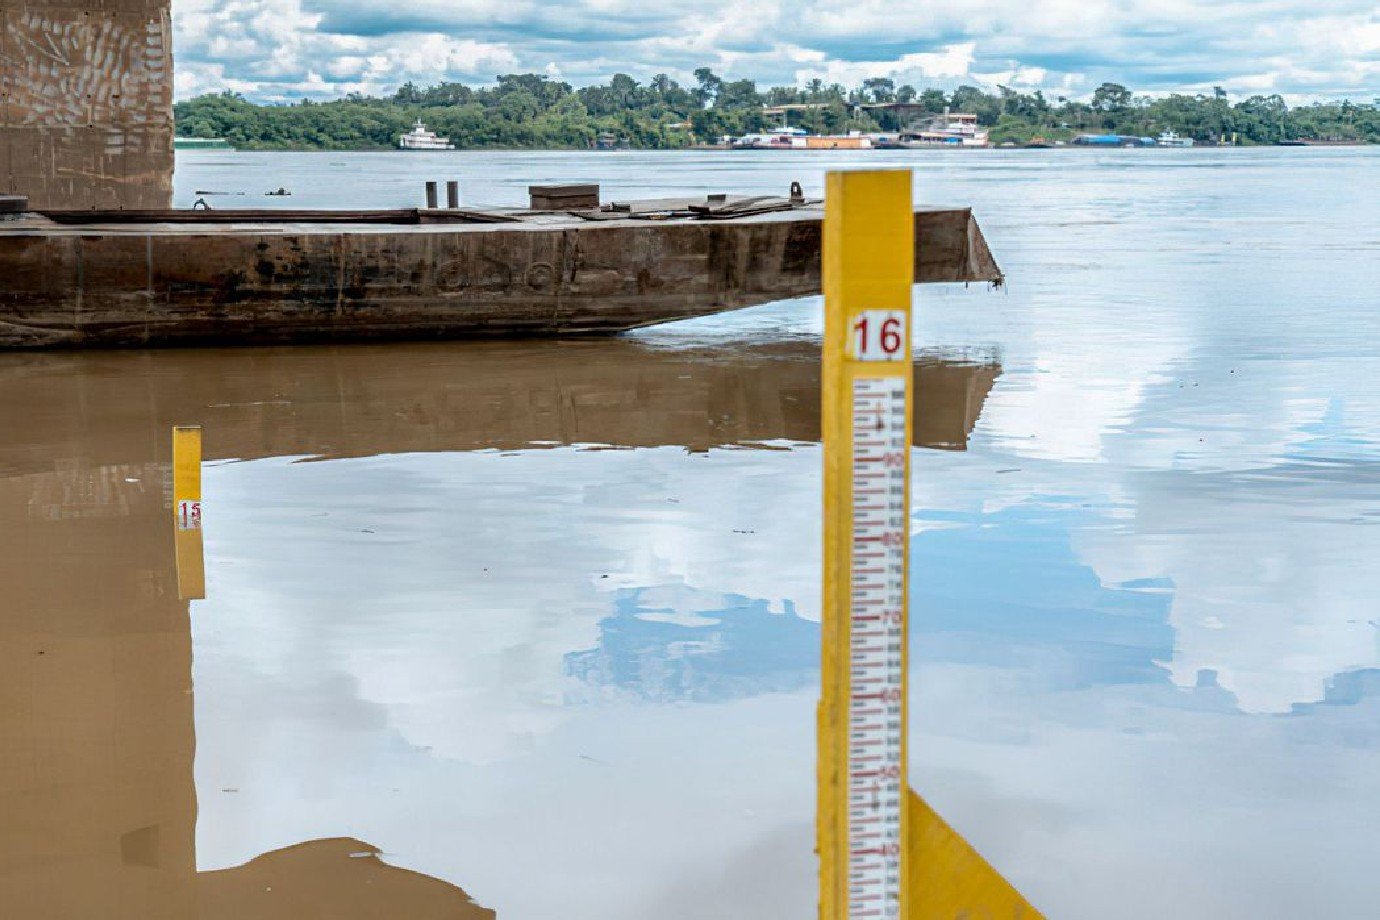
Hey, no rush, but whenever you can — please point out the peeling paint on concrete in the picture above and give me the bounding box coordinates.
[1,1,173,209]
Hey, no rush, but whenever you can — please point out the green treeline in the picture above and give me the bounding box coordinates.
[174,71,1379,150]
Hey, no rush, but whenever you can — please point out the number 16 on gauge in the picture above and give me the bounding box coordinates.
[850,310,907,362]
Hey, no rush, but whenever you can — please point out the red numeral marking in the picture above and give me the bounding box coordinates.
[852,313,906,360]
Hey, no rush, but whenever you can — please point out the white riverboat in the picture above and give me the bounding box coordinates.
[1157,130,1194,148]
[399,120,455,151]
[896,112,990,148]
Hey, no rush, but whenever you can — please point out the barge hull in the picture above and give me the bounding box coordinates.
[0,209,1001,348]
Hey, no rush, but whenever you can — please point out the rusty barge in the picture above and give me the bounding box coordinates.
[0,196,1002,348]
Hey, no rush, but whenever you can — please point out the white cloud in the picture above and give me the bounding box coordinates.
[171,0,1380,101]
[795,43,978,89]
[175,0,518,101]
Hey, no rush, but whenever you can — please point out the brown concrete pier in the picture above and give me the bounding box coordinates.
[0,205,1002,348]
[0,0,174,209]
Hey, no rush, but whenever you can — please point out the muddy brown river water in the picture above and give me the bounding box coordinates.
[2,147,1378,919]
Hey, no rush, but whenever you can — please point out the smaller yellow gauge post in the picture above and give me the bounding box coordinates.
[172,425,205,601]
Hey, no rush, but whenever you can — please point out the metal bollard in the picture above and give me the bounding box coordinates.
[446,181,460,209]
[425,181,439,209]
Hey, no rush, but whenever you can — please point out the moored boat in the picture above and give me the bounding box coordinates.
[399,120,456,151]
[174,137,234,151]
[731,127,808,149]
[1278,138,1365,146]
[1072,134,1157,147]
[731,127,874,150]
[896,112,990,148]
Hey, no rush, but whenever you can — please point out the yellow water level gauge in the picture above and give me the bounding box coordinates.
[818,169,1043,920]
[819,168,915,920]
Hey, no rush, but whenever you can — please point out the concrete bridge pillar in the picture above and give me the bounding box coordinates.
[1,0,174,209]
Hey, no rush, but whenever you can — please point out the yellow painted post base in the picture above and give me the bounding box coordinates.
[174,528,206,602]
[904,788,1045,920]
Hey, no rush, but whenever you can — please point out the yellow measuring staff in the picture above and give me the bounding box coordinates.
[172,425,205,601]
[819,168,916,920]
[818,170,1044,920]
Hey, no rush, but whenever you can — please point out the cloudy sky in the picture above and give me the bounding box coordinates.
[173,0,1379,102]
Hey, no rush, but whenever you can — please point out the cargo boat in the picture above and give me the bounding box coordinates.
[1277,138,1365,146]
[0,193,1002,349]
[731,127,875,150]
[1072,134,1157,147]
[896,112,991,148]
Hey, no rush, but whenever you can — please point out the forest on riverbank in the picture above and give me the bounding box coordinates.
[174,71,1379,150]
